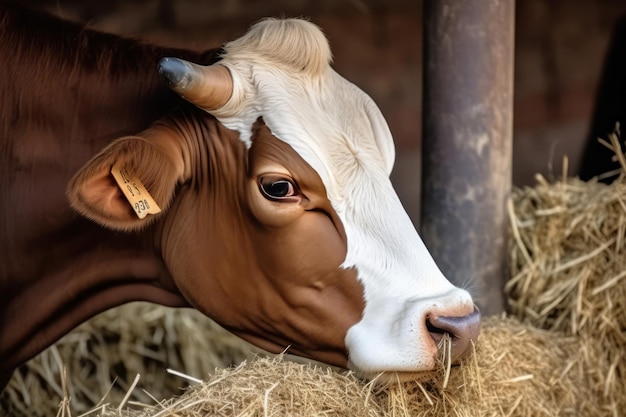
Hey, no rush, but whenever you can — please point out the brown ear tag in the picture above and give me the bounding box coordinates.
[111,163,162,219]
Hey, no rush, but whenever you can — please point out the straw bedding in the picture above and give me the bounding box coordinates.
[3,135,626,416]
[72,317,594,417]
[0,305,263,417]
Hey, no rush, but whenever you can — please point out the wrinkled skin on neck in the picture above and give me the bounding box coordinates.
[157,116,365,366]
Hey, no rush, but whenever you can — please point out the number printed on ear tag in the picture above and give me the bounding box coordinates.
[111,162,162,219]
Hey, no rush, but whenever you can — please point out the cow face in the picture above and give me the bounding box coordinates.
[68,18,479,378]
[160,117,368,368]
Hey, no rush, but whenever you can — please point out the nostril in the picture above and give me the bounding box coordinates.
[426,317,446,345]
[426,306,481,362]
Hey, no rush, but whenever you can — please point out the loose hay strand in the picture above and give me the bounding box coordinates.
[166,368,203,385]
[262,382,279,417]
[117,373,140,413]
[441,334,452,389]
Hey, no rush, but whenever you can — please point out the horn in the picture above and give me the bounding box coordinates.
[158,57,233,111]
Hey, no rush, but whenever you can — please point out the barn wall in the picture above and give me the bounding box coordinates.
[514,1,626,186]
[12,0,626,223]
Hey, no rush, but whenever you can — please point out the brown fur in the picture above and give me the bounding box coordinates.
[0,2,215,385]
[0,3,366,391]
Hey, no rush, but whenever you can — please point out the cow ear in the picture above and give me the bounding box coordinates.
[67,131,185,231]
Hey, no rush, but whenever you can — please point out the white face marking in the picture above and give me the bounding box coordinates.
[204,18,476,374]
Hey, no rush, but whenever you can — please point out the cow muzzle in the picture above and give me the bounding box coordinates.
[345,288,481,378]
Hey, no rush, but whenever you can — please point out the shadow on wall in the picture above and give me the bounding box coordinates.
[579,14,626,183]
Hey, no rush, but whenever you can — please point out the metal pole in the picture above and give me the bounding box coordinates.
[421,0,514,315]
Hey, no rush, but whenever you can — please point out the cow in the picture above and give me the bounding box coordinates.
[0,2,480,389]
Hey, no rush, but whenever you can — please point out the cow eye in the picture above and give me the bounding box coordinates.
[259,176,297,201]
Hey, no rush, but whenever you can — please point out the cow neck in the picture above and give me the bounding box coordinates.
[0,220,187,381]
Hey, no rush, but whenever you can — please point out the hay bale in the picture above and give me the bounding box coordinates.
[0,303,262,417]
[2,312,602,417]
[65,317,595,417]
[507,131,626,413]
[508,172,626,340]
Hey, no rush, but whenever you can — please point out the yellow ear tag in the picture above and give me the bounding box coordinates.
[110,163,162,219]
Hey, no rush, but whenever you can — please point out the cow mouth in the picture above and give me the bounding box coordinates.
[351,352,471,386]
[344,305,481,383]
[359,367,455,387]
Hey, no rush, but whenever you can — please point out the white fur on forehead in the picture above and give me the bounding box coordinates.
[214,17,395,177]
[223,18,332,77]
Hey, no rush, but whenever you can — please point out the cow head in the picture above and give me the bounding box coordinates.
[68,18,479,378]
